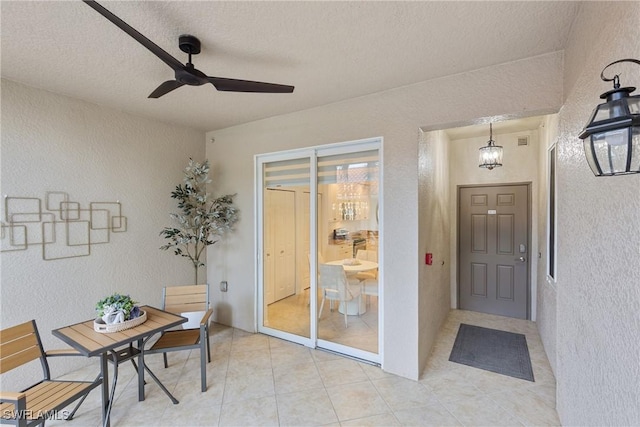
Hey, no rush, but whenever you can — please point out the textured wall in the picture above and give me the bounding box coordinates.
[206,52,564,380]
[417,130,451,372]
[552,2,640,424]
[448,127,541,319]
[0,79,205,390]
[535,114,560,375]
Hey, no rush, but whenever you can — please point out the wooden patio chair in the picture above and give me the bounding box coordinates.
[0,320,102,427]
[145,284,212,392]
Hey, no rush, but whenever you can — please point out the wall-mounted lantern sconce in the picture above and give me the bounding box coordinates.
[578,58,640,176]
[479,123,503,170]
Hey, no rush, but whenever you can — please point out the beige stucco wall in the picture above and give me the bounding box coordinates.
[0,79,205,390]
[535,113,560,375]
[549,2,640,424]
[206,52,563,380]
[417,130,451,372]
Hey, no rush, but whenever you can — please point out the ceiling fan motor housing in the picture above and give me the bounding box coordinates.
[179,34,201,55]
[176,65,207,86]
[176,35,207,85]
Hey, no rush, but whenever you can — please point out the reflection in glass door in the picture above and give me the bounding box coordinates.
[261,156,312,340]
[317,149,380,359]
[257,138,381,364]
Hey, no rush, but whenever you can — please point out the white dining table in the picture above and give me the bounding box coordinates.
[325,259,378,273]
[325,259,378,315]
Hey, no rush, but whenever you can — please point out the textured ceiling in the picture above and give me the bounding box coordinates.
[444,115,547,141]
[1,1,580,132]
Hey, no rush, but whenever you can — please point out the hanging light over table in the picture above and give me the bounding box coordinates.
[479,123,503,170]
[578,58,640,176]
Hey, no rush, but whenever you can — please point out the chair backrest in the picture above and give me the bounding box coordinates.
[162,284,209,314]
[318,252,325,264]
[0,320,48,377]
[356,249,377,262]
[318,264,354,301]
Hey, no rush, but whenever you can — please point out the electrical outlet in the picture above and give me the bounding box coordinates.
[220,281,228,292]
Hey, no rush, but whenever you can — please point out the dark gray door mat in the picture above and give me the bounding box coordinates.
[449,323,534,381]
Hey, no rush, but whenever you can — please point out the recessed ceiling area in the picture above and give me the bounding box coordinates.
[1,1,580,131]
[443,115,548,141]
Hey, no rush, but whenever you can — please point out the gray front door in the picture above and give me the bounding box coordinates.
[458,184,529,319]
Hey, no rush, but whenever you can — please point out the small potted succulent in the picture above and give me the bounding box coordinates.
[96,293,141,325]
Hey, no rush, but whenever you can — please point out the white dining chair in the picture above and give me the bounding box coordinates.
[355,250,378,306]
[318,263,362,328]
[307,252,326,306]
[361,277,378,307]
[355,249,378,281]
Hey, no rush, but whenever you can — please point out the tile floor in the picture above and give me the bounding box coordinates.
[266,288,378,353]
[50,309,560,426]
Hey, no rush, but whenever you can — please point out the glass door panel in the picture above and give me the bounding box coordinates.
[316,149,379,356]
[262,157,311,339]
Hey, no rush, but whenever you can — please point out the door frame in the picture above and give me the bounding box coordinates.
[456,182,532,320]
[256,149,316,349]
[255,137,383,364]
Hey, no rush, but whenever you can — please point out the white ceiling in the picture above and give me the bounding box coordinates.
[444,115,547,141]
[1,1,581,132]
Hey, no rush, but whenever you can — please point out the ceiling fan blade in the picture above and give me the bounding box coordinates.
[83,0,184,72]
[208,77,294,93]
[148,80,185,98]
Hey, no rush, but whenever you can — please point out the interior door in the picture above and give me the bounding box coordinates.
[458,184,529,319]
[265,188,296,303]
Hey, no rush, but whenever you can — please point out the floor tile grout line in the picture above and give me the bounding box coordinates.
[368,374,420,420]
[265,335,283,427]
[217,330,237,424]
[213,339,231,427]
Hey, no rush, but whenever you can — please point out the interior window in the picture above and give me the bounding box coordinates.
[547,145,557,280]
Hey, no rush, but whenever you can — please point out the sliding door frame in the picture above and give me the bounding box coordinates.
[256,148,315,348]
[255,137,383,365]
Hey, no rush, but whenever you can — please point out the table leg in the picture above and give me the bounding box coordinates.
[143,363,179,404]
[137,338,145,401]
[140,335,179,404]
[100,353,110,427]
[102,350,124,427]
[339,299,366,315]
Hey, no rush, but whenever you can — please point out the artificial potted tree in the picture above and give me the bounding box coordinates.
[160,159,238,285]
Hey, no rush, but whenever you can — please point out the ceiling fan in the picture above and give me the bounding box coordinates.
[83,0,294,99]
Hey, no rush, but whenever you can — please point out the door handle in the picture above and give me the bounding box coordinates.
[516,256,526,262]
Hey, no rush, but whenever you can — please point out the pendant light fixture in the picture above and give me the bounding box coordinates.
[578,58,640,176]
[479,123,503,170]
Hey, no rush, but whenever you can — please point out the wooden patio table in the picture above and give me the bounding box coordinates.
[52,306,186,427]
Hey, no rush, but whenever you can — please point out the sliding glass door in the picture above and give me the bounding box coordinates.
[260,155,313,342]
[257,138,381,363]
[316,148,380,359]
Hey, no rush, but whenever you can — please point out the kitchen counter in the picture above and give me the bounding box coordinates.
[328,239,351,245]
